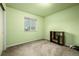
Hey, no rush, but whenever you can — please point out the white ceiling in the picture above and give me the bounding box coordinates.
[6,3,79,17]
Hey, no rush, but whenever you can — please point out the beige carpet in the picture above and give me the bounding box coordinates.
[2,39,79,56]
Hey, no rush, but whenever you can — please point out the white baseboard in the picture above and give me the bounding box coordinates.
[7,39,45,48]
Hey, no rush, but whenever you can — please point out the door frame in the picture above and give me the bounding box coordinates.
[0,3,6,50]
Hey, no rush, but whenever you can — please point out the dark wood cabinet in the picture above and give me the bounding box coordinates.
[50,31,65,45]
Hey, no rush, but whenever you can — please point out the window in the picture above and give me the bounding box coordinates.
[24,17,37,31]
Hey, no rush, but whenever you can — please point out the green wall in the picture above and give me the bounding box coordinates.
[6,7,44,47]
[44,5,79,46]
[7,5,79,47]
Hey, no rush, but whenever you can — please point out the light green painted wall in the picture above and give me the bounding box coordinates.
[6,7,44,47]
[7,5,79,47]
[44,5,79,46]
